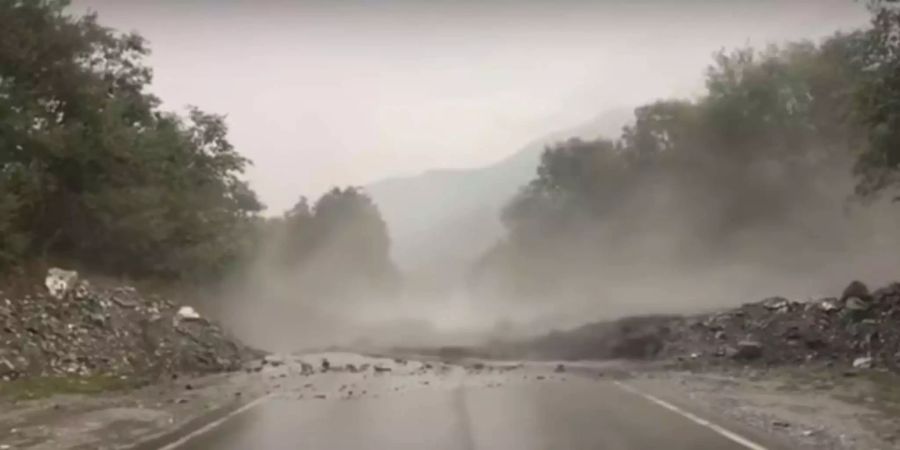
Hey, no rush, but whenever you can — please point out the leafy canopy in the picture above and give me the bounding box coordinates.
[0,0,261,278]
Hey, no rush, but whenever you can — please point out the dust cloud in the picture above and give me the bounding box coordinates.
[170,1,896,354]
[206,141,900,355]
[471,150,900,332]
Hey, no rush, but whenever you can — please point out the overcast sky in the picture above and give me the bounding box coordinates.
[70,0,870,213]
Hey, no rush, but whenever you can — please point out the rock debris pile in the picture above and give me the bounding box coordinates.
[523,280,900,371]
[664,280,900,370]
[0,269,259,381]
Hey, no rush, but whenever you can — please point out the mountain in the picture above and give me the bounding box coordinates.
[365,108,633,284]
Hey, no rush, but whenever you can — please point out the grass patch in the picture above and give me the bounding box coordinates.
[0,375,137,401]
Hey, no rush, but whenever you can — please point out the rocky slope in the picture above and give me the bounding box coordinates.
[0,269,259,381]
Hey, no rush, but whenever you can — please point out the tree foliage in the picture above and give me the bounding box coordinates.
[269,187,398,297]
[279,188,392,272]
[0,0,262,277]
[474,29,882,300]
[511,34,865,241]
[856,0,900,199]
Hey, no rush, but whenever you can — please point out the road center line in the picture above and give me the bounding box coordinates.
[613,381,769,450]
[159,394,272,450]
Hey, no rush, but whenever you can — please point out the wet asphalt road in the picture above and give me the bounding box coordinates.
[174,362,787,450]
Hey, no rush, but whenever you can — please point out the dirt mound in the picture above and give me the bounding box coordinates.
[0,269,260,381]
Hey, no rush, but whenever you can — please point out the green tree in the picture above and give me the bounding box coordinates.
[272,187,398,298]
[308,187,394,282]
[0,0,261,277]
[856,0,900,200]
[278,196,316,265]
[474,31,872,301]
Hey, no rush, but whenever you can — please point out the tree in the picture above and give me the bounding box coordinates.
[0,0,262,277]
[268,196,314,266]
[855,0,900,200]
[269,187,397,298]
[503,138,626,243]
[308,187,394,281]
[473,32,872,302]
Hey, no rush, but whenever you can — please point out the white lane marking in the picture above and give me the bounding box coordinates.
[613,381,769,450]
[159,395,271,450]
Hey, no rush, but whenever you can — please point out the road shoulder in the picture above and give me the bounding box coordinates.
[624,367,900,450]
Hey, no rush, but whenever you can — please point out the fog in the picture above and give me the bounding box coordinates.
[70,1,896,353]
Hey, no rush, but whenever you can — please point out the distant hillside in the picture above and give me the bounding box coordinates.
[366,108,633,282]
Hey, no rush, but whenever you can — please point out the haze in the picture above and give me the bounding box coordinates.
[9,2,900,447]
[71,0,869,213]
[55,0,890,353]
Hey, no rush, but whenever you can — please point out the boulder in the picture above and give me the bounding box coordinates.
[45,268,79,299]
[852,356,874,369]
[842,280,870,301]
[818,297,841,312]
[761,297,791,313]
[176,306,202,321]
[0,358,17,379]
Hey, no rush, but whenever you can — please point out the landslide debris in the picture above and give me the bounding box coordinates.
[0,268,260,382]
[519,280,900,371]
[664,280,900,370]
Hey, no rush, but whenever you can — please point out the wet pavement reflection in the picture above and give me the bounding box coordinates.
[177,355,776,450]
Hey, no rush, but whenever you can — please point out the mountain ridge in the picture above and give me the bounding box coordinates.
[365,107,634,279]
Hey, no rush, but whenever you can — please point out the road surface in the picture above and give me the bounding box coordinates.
[168,355,791,450]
